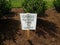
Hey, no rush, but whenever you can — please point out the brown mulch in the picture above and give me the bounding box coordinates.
[1,8,60,45]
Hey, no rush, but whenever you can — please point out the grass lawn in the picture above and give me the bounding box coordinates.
[11,0,24,8]
[11,0,54,8]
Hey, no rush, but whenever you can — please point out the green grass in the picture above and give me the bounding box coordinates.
[11,0,24,8]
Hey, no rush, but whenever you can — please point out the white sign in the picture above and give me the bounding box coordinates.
[20,13,37,30]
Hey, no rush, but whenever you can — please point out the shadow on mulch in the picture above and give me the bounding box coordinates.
[37,13,48,18]
[0,8,23,45]
[35,18,58,38]
[0,19,20,45]
[27,40,33,45]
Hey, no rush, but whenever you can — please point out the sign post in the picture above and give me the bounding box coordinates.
[20,13,37,40]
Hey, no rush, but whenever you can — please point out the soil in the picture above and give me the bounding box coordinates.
[0,8,60,45]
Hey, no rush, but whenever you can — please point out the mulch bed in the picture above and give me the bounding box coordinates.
[0,8,60,45]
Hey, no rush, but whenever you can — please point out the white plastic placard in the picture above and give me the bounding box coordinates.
[20,13,37,30]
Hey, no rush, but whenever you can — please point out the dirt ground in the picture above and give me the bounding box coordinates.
[1,8,60,45]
